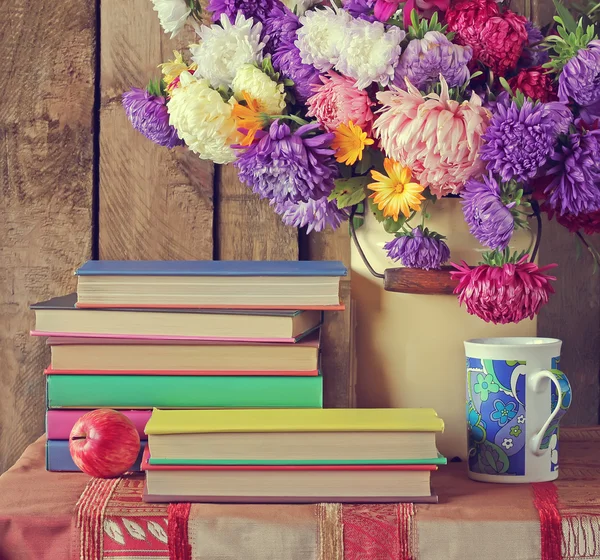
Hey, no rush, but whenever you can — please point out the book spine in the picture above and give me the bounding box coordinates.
[47,375,323,409]
[46,410,151,440]
[46,440,146,472]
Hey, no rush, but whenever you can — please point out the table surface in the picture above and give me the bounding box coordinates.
[1,429,599,560]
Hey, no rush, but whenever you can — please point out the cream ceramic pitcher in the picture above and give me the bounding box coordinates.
[351,198,535,459]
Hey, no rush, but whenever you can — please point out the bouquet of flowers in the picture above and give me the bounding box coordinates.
[124,0,600,325]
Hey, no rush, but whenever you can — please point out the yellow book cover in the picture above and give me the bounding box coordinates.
[145,408,444,435]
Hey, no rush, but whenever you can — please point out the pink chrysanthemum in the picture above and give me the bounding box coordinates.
[307,71,375,133]
[450,257,557,325]
[374,76,490,197]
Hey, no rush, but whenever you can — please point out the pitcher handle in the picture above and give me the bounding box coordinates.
[529,369,571,457]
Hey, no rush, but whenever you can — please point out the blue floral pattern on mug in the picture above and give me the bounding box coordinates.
[467,358,528,476]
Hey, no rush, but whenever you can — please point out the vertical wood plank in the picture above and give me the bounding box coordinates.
[100,0,214,260]
[0,0,95,472]
[308,228,356,407]
[538,219,600,425]
[216,165,299,260]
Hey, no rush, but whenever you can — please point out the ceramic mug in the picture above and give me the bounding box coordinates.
[465,338,572,483]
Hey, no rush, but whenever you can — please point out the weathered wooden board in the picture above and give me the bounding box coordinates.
[308,228,355,407]
[99,0,214,260]
[539,219,600,426]
[0,0,95,473]
[216,165,299,260]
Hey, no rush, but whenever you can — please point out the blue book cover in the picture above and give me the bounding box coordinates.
[45,439,146,472]
[76,260,347,277]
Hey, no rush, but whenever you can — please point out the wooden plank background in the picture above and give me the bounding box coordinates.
[0,0,95,473]
[0,0,597,473]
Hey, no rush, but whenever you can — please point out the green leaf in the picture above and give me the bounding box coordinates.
[354,149,373,176]
[367,196,386,223]
[499,77,514,97]
[553,0,579,34]
[383,218,402,234]
[328,176,370,209]
[146,78,165,98]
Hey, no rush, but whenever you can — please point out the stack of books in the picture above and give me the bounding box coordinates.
[32,260,347,472]
[142,409,446,503]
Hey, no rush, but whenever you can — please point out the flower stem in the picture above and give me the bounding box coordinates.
[576,232,600,267]
[349,206,385,280]
[530,200,543,263]
[272,114,310,126]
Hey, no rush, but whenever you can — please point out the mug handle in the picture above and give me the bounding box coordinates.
[529,369,570,457]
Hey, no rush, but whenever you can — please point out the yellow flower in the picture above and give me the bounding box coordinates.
[369,159,426,220]
[231,92,271,146]
[160,51,197,90]
[331,121,374,166]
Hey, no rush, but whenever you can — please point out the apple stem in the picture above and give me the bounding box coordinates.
[71,436,87,440]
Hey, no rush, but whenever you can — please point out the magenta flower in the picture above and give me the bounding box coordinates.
[374,0,400,22]
[451,257,557,324]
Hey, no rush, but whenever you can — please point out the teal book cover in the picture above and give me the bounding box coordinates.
[46,374,323,409]
[148,455,448,467]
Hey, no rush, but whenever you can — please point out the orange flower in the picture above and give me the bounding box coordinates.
[369,159,426,220]
[231,92,271,146]
[331,121,374,166]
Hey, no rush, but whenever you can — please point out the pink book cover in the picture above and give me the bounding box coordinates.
[32,331,307,344]
[142,488,439,504]
[46,409,151,440]
[76,303,345,311]
[45,332,320,347]
[44,367,319,377]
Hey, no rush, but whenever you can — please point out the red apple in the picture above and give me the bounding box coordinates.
[69,409,141,478]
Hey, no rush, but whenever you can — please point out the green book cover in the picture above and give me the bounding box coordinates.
[46,375,323,409]
[148,455,448,467]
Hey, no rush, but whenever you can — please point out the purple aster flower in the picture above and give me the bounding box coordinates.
[122,87,183,149]
[558,40,600,110]
[235,121,338,204]
[461,174,516,250]
[272,38,322,103]
[384,227,451,270]
[579,101,600,127]
[207,0,276,23]
[519,22,550,68]
[275,196,347,233]
[480,97,572,182]
[543,126,600,216]
[262,3,300,55]
[343,0,377,21]
[394,31,472,90]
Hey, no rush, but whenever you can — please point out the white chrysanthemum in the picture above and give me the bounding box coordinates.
[150,0,191,39]
[167,72,240,164]
[190,13,264,89]
[231,64,287,115]
[335,19,405,89]
[295,7,352,72]
[282,0,322,15]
